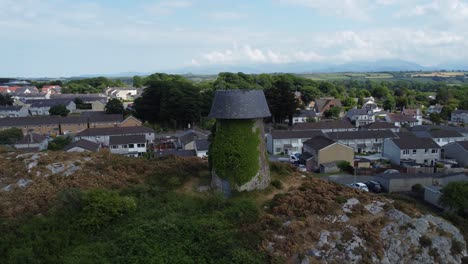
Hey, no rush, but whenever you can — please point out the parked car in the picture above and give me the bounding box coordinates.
[383,169,399,174]
[349,182,369,192]
[365,181,382,193]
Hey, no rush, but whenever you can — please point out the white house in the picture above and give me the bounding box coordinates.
[109,135,147,157]
[385,113,418,127]
[402,108,423,125]
[267,130,325,155]
[362,97,382,113]
[106,87,139,101]
[194,138,209,158]
[413,129,465,147]
[14,133,48,152]
[325,130,398,153]
[74,126,155,146]
[0,105,29,118]
[346,108,375,127]
[383,137,441,166]
[427,105,443,115]
[451,110,468,123]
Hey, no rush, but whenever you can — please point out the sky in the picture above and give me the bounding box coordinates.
[1,0,468,77]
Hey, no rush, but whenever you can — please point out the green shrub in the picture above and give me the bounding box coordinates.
[48,136,72,151]
[419,235,432,248]
[334,196,347,204]
[271,180,283,189]
[79,189,136,231]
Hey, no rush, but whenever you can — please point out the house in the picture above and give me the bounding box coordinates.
[25,99,76,116]
[385,113,418,127]
[194,138,210,158]
[83,112,124,128]
[451,110,468,123]
[313,98,342,116]
[288,109,317,124]
[41,85,62,94]
[74,126,155,146]
[177,130,210,150]
[361,97,382,113]
[413,129,465,147]
[106,87,139,100]
[291,119,356,133]
[109,135,147,157]
[427,105,443,115]
[0,105,29,118]
[120,116,142,127]
[0,116,61,135]
[361,121,399,132]
[14,133,48,152]
[346,108,375,127]
[401,108,423,125]
[51,94,107,111]
[59,116,89,135]
[267,130,325,155]
[301,135,354,172]
[325,130,398,153]
[383,137,441,166]
[443,141,468,167]
[64,139,100,153]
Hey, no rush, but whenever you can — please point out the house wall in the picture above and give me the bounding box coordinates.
[15,140,48,151]
[77,133,155,146]
[120,117,142,127]
[60,123,88,135]
[424,187,443,209]
[110,143,146,156]
[196,150,208,158]
[89,122,119,128]
[334,137,388,153]
[383,140,401,165]
[317,143,354,167]
[0,107,29,118]
[399,148,440,165]
[444,143,468,167]
[270,137,308,155]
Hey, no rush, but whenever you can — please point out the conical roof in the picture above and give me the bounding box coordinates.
[208,90,271,119]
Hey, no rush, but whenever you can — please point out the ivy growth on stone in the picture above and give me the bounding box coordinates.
[210,119,260,186]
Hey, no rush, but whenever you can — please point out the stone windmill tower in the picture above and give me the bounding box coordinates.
[209,89,271,193]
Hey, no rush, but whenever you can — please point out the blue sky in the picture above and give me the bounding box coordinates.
[1,0,468,77]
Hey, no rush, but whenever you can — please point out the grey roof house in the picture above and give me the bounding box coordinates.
[383,137,441,166]
[0,105,29,118]
[291,119,356,133]
[266,130,325,155]
[346,108,374,127]
[451,110,468,123]
[109,135,147,157]
[443,141,468,167]
[413,129,465,147]
[326,130,398,153]
[64,139,101,153]
[14,133,48,152]
[75,126,155,146]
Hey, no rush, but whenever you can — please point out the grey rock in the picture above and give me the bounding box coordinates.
[342,198,360,213]
[1,184,13,192]
[17,179,32,188]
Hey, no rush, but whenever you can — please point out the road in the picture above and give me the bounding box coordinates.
[324,174,375,185]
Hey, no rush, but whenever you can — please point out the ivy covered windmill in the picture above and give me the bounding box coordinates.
[208,89,271,193]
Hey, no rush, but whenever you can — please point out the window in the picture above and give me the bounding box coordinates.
[129,144,134,148]
[375,138,378,142]
[111,145,118,149]
[403,150,410,155]
[137,143,145,148]
[122,145,128,148]
[432,149,438,154]
[425,149,428,153]
[412,149,417,154]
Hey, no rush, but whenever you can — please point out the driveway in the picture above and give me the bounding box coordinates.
[324,174,375,185]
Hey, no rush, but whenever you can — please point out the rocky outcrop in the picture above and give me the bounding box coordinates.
[263,179,467,264]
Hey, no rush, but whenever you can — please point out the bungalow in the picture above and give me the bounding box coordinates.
[413,129,465,147]
[0,105,29,118]
[383,137,441,166]
[109,135,147,157]
[289,109,317,124]
[267,130,325,155]
[346,108,374,127]
[401,108,423,125]
[14,133,48,152]
[64,139,101,153]
[325,130,398,153]
[427,105,443,115]
[451,110,468,124]
[443,141,468,166]
[385,113,418,127]
[291,119,356,133]
[301,135,354,172]
[74,126,155,146]
[361,121,399,132]
[194,138,210,158]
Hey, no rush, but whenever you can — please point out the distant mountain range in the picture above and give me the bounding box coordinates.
[72,59,468,78]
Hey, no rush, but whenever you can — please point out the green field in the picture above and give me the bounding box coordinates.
[299,72,395,81]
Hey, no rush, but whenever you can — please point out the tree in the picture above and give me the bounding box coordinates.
[48,136,72,151]
[0,94,13,106]
[49,105,70,116]
[323,106,341,119]
[0,128,23,144]
[429,113,442,124]
[105,99,124,114]
[383,96,396,111]
[341,97,356,110]
[440,105,455,120]
[439,181,468,215]
[133,76,144,88]
[264,77,298,124]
